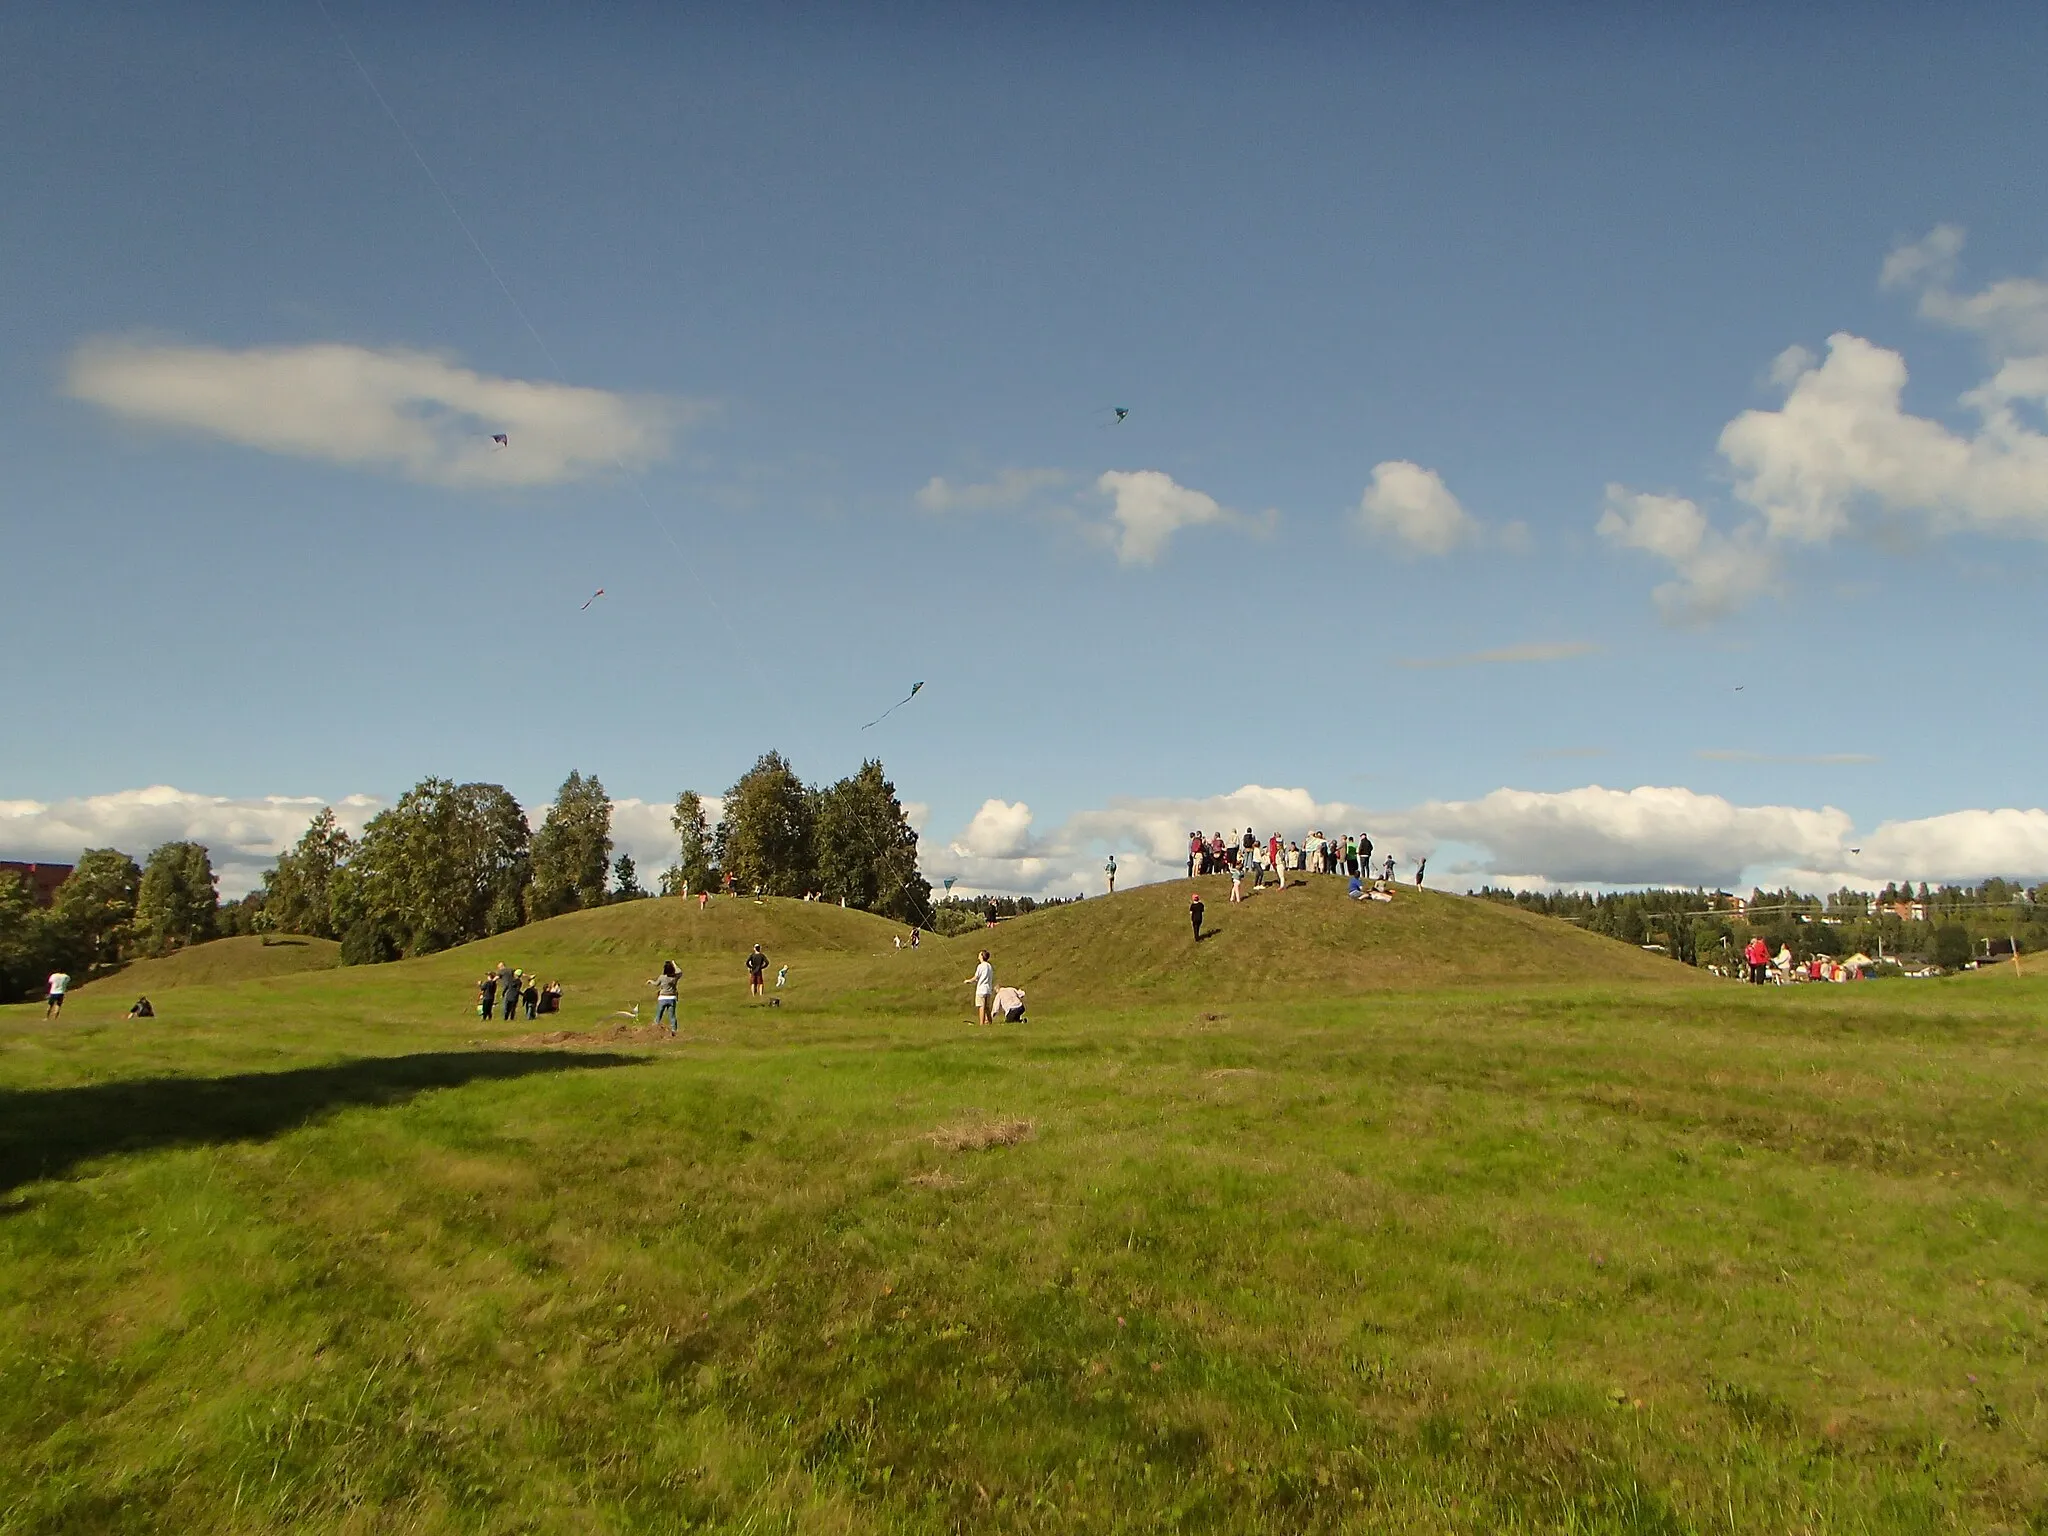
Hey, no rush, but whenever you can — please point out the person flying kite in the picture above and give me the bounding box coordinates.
[862,680,925,730]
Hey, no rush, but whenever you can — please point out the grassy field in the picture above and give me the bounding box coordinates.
[2,883,2043,1533]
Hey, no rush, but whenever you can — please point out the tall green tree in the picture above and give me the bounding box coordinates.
[815,759,930,920]
[135,842,219,955]
[262,807,354,939]
[713,752,816,896]
[528,771,613,919]
[351,778,530,958]
[0,872,57,1004]
[50,847,142,970]
[1931,922,1973,972]
[611,854,646,901]
[668,789,715,895]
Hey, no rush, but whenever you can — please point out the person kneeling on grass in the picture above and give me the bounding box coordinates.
[966,950,994,1024]
[992,985,1027,1023]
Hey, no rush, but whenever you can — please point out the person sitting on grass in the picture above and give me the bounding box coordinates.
[538,981,562,1016]
[127,996,154,1019]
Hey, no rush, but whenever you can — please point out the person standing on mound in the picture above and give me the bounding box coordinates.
[1105,853,1117,895]
[746,944,769,997]
[1190,888,1205,941]
[966,950,995,1024]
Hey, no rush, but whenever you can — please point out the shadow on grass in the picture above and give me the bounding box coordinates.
[0,1050,640,1198]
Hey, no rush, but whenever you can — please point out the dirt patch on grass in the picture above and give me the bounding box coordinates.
[906,1169,964,1189]
[512,1022,674,1048]
[1204,1067,1257,1079]
[926,1119,1035,1152]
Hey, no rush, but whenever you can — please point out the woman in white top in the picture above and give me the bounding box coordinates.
[966,951,994,1024]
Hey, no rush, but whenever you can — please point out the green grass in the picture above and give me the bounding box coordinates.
[73,933,341,995]
[2,887,2043,1533]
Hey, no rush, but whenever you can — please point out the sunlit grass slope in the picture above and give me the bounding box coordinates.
[76,933,341,994]
[4,892,2045,1533]
[889,875,1694,1005]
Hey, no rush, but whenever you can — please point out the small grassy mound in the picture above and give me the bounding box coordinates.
[900,874,1691,1003]
[79,933,340,994]
[435,893,907,970]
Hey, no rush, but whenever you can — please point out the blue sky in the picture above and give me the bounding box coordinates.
[5,1,2047,895]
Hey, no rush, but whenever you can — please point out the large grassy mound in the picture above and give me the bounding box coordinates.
[78,933,341,993]
[903,875,1692,1004]
[2,949,2044,1533]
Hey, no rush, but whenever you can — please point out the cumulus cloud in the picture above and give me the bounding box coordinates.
[0,787,384,898]
[1595,487,1775,624]
[915,468,1067,514]
[1094,470,1271,564]
[65,338,695,488]
[1397,641,1598,669]
[1357,460,1483,554]
[1605,228,2048,620]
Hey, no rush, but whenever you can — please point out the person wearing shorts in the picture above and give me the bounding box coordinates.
[967,951,994,1024]
[45,972,69,1019]
[747,945,769,996]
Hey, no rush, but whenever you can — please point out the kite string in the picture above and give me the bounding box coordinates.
[312,0,768,692]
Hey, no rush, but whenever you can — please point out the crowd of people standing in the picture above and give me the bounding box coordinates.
[1185,828,1381,885]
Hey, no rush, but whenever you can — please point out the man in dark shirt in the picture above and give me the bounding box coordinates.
[746,944,769,996]
[1190,889,1205,941]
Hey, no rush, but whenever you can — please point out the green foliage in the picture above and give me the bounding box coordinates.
[815,759,931,921]
[527,771,612,920]
[714,751,816,896]
[50,848,141,971]
[134,842,218,957]
[668,789,716,895]
[1931,921,1973,971]
[610,854,645,902]
[351,779,531,957]
[261,807,353,939]
[0,872,56,1003]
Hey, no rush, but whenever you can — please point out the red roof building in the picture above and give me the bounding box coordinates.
[0,861,72,907]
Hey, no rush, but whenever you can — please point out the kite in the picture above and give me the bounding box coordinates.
[861,680,925,730]
[1113,407,1128,423]
[1848,847,1862,854]
[491,433,509,447]
[580,588,605,610]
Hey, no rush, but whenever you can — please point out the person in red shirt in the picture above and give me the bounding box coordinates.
[1744,935,1770,985]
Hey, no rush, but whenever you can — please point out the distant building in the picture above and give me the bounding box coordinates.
[0,861,72,907]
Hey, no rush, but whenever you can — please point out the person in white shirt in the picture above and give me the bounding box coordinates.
[46,972,70,1019]
[965,950,994,1025]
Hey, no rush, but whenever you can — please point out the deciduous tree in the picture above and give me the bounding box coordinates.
[815,759,930,921]
[135,842,218,955]
[528,771,612,919]
[714,752,816,896]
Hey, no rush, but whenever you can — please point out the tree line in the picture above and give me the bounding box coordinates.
[0,752,927,1001]
[1474,879,2047,972]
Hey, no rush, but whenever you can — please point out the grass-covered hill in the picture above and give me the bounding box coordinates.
[76,932,341,993]
[2,881,2045,1532]
[891,874,1693,1005]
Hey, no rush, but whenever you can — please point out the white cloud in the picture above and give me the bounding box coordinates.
[10,781,2048,907]
[1397,641,1597,669]
[1595,487,1775,624]
[1605,229,2048,620]
[65,338,695,488]
[1357,460,1483,554]
[0,787,384,899]
[1879,224,1965,293]
[1094,469,1269,564]
[915,468,1067,514]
